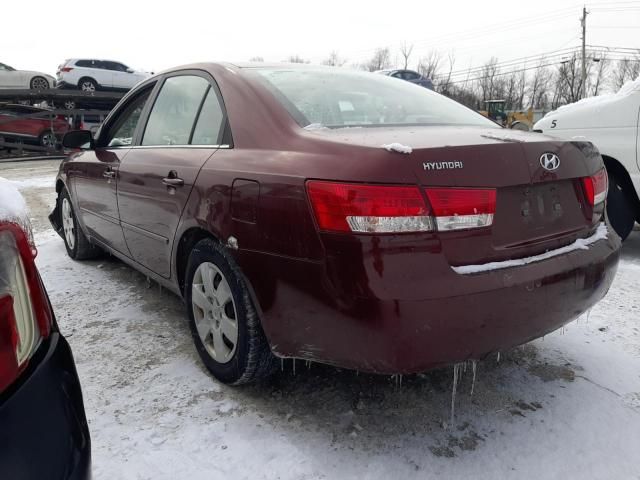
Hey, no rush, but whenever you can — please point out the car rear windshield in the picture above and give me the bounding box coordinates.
[252,68,497,129]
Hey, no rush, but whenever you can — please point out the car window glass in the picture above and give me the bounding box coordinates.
[254,68,497,128]
[75,60,92,68]
[391,72,403,78]
[191,88,224,145]
[142,75,209,146]
[106,89,151,147]
[404,71,420,80]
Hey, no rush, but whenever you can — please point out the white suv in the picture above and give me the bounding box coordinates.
[56,59,151,92]
[534,80,640,240]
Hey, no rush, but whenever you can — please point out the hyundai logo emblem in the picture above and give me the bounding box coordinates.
[540,153,560,171]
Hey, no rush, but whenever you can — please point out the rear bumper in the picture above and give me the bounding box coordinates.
[55,81,76,90]
[245,224,621,374]
[0,332,91,480]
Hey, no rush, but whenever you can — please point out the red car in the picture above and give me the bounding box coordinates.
[51,63,620,385]
[0,182,91,479]
[0,103,69,149]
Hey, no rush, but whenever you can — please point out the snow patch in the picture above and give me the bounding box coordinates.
[382,143,412,154]
[452,223,609,274]
[545,76,640,117]
[7,176,55,190]
[0,177,29,226]
[303,123,329,131]
[480,131,526,143]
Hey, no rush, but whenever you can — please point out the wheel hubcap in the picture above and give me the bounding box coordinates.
[42,133,55,147]
[32,78,48,90]
[191,262,238,364]
[61,198,75,250]
[81,82,95,92]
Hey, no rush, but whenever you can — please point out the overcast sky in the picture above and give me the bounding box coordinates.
[2,0,638,76]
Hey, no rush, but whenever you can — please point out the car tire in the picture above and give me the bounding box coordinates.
[59,188,101,260]
[78,78,97,92]
[606,173,636,241]
[39,130,56,148]
[30,76,49,90]
[64,100,76,110]
[185,238,277,385]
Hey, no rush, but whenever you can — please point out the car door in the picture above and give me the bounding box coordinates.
[110,62,134,89]
[116,72,226,278]
[0,64,20,88]
[73,84,154,255]
[93,61,113,88]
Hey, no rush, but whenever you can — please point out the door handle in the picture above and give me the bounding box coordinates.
[162,171,184,187]
[103,168,116,179]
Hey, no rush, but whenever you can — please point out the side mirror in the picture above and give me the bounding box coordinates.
[63,130,94,150]
[126,68,134,73]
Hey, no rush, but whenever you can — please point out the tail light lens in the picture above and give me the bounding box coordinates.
[307,181,432,233]
[581,168,608,207]
[306,181,496,233]
[0,224,51,393]
[425,188,496,231]
[60,67,74,72]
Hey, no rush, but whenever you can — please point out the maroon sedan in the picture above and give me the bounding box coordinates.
[0,104,69,148]
[51,63,620,384]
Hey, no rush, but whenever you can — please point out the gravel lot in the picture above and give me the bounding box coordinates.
[3,158,640,479]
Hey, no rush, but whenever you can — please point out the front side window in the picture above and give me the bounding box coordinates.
[253,67,497,129]
[142,75,209,146]
[191,88,224,145]
[105,89,151,147]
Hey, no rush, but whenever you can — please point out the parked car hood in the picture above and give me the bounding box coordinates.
[535,78,640,131]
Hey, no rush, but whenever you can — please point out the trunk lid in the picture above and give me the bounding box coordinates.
[306,126,602,265]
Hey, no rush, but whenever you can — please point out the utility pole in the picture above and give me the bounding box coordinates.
[581,6,589,98]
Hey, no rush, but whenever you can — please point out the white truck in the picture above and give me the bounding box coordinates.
[534,79,640,240]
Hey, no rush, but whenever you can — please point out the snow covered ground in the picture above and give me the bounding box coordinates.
[3,159,640,479]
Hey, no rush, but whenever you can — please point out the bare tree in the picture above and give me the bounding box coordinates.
[249,56,264,62]
[611,56,640,90]
[285,55,309,64]
[589,54,608,96]
[400,42,414,70]
[365,47,391,72]
[528,60,551,108]
[322,51,346,67]
[437,52,456,95]
[417,50,442,80]
[556,53,585,104]
[478,57,499,102]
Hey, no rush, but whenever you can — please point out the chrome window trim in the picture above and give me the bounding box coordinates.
[127,144,231,149]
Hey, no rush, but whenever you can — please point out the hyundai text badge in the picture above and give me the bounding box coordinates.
[540,153,560,171]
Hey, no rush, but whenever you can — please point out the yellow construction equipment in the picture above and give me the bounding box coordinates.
[479,100,534,131]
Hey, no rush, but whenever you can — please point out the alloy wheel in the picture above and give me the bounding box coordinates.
[41,132,56,148]
[31,77,48,90]
[191,262,238,364]
[81,81,96,92]
[61,198,75,250]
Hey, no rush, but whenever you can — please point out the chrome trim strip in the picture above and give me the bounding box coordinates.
[127,144,230,150]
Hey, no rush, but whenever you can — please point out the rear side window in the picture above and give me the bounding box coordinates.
[75,60,94,68]
[142,76,209,146]
[191,88,224,145]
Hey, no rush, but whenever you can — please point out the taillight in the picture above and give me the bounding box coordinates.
[425,188,496,231]
[60,67,74,72]
[0,225,52,393]
[306,181,496,233]
[307,181,432,233]
[581,168,608,207]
